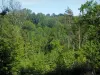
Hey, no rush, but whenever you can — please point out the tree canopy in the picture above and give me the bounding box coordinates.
[0,0,100,75]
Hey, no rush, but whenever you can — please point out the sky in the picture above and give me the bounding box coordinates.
[19,0,88,16]
[0,0,100,16]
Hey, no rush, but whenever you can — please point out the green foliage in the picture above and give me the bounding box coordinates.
[82,41,100,68]
[62,50,75,68]
[0,0,100,75]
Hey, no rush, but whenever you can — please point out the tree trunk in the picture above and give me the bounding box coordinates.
[83,71,95,75]
[78,25,81,49]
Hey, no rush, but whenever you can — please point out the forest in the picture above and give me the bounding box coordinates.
[0,0,100,75]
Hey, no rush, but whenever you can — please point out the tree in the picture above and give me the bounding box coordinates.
[64,7,74,49]
[0,7,9,16]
